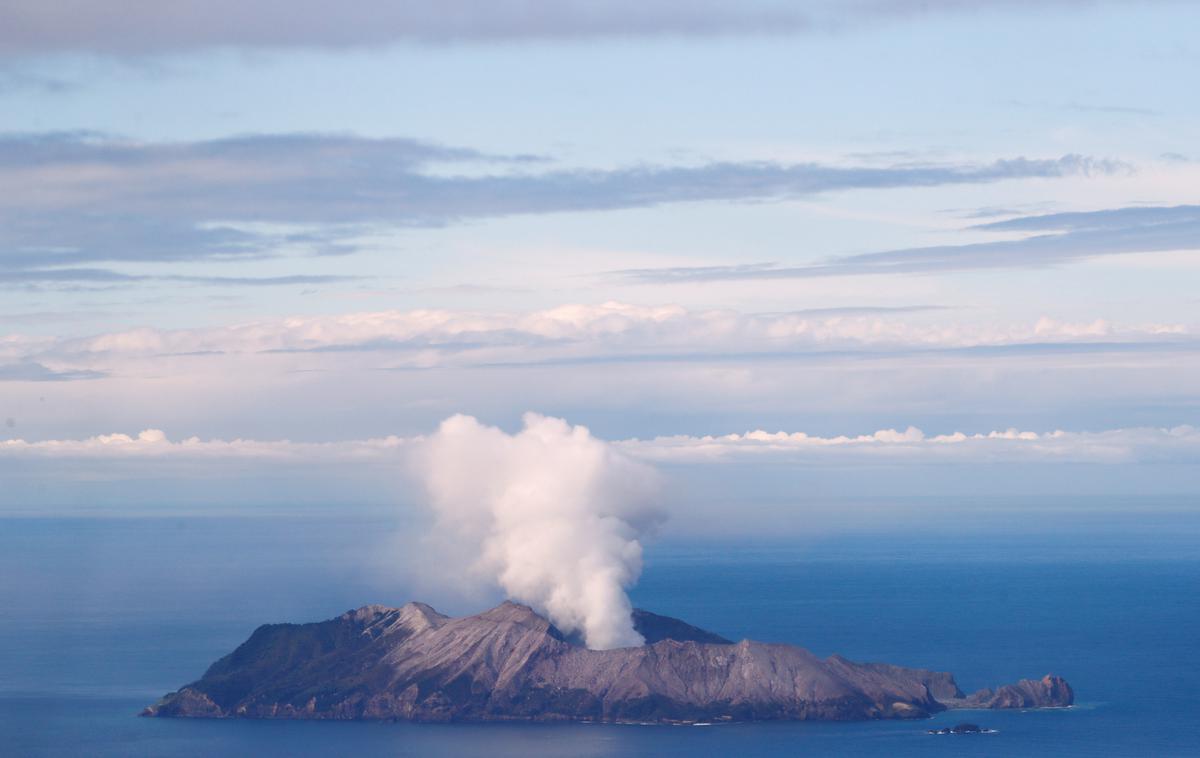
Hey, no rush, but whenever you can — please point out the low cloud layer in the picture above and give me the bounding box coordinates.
[0,131,1121,286]
[620,425,1200,464]
[3,420,1197,465]
[0,428,410,460]
[5,302,1188,376]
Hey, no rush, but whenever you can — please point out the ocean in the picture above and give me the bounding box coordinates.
[2,509,1198,757]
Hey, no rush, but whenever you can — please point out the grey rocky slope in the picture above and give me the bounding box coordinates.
[143,602,1072,723]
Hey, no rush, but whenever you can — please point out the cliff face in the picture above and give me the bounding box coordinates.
[143,602,1072,723]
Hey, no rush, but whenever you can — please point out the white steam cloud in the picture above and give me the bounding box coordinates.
[418,413,662,650]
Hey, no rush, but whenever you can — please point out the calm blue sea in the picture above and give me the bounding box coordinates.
[2,510,1198,757]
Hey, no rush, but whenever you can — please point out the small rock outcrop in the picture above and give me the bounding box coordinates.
[955,674,1075,709]
[142,602,1073,723]
[928,722,996,735]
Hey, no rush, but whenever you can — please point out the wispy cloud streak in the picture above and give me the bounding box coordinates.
[0,361,105,381]
[0,131,1123,284]
[616,204,1200,282]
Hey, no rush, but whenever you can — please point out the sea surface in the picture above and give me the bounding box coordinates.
[2,509,1198,757]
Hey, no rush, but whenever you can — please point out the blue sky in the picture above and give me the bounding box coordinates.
[1,0,1197,515]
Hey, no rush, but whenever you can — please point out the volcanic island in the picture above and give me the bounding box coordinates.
[143,601,1072,723]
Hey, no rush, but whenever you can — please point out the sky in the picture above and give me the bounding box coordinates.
[1,0,1198,522]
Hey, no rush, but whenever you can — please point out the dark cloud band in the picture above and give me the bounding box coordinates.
[0,1,1168,56]
[0,131,1122,285]
[615,204,1200,282]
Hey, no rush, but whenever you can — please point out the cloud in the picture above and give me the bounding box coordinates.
[0,132,503,279]
[7,302,1189,371]
[1005,98,1161,116]
[0,427,410,459]
[619,424,1200,465]
[0,131,1123,282]
[0,1,811,55]
[4,421,1197,466]
[847,0,1176,21]
[167,274,360,287]
[971,204,1200,233]
[779,305,953,317]
[0,266,358,288]
[616,203,1200,282]
[0,361,104,381]
[4,306,1192,459]
[0,1,1171,56]
[0,69,77,93]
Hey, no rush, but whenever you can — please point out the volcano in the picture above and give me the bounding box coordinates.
[143,602,1072,723]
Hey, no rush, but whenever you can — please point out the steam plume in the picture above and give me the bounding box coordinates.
[419,413,661,649]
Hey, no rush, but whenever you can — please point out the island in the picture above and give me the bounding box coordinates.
[143,601,1073,723]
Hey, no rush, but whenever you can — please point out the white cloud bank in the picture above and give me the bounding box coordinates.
[6,302,1191,374]
[0,428,411,460]
[619,425,1200,464]
[4,421,1197,465]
